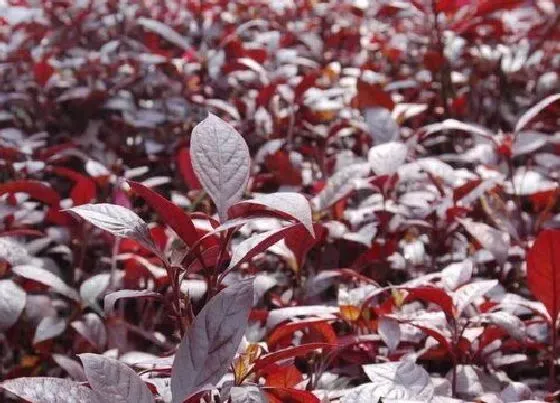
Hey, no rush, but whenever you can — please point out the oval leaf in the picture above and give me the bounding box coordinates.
[368,142,408,176]
[190,114,250,221]
[171,278,255,402]
[66,203,157,254]
[79,353,155,403]
[0,279,26,331]
[1,377,100,403]
[527,229,560,322]
[12,265,79,302]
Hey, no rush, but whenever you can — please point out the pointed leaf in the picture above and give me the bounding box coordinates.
[453,280,498,317]
[312,163,370,211]
[190,114,250,221]
[66,203,157,254]
[228,225,300,270]
[79,353,155,403]
[12,265,79,302]
[1,377,100,403]
[353,359,434,401]
[171,278,255,402]
[459,219,509,264]
[104,290,162,316]
[0,180,60,206]
[378,316,400,352]
[0,279,26,331]
[128,180,200,247]
[33,316,66,344]
[515,93,560,132]
[229,192,314,237]
[527,229,560,322]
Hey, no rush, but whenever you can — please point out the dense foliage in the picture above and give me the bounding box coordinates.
[0,1,559,402]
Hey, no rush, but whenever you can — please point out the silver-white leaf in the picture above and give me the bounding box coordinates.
[67,204,157,253]
[0,279,26,331]
[368,142,408,176]
[190,114,250,221]
[12,265,79,302]
[1,377,100,403]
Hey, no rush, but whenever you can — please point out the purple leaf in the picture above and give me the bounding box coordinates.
[71,313,107,350]
[79,353,155,403]
[190,114,250,221]
[171,278,255,402]
[52,354,87,382]
[0,279,26,331]
[1,377,100,403]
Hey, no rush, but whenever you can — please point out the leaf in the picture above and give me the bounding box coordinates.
[364,107,399,145]
[368,142,408,176]
[229,192,314,237]
[52,354,87,382]
[229,386,267,403]
[66,203,158,254]
[441,259,473,291]
[33,316,66,344]
[482,311,526,341]
[0,279,26,331]
[515,93,560,132]
[344,359,434,402]
[1,377,100,403]
[104,290,162,316]
[79,353,155,403]
[254,343,332,372]
[459,219,509,264]
[403,286,454,318]
[378,316,400,352]
[311,163,370,211]
[176,147,202,190]
[526,229,560,323]
[12,265,80,302]
[190,114,250,221]
[452,280,498,317]
[171,278,255,402]
[137,17,190,50]
[71,313,107,349]
[0,180,60,205]
[80,274,111,314]
[228,225,300,270]
[128,181,200,247]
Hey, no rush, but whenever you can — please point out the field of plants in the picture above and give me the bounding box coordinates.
[0,1,559,402]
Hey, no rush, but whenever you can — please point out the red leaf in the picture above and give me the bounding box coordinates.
[176,147,202,190]
[356,79,395,110]
[128,181,200,247]
[254,343,332,372]
[527,229,560,323]
[403,286,455,318]
[0,181,60,206]
[33,59,54,86]
[265,365,303,389]
[265,388,320,403]
[267,319,335,350]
